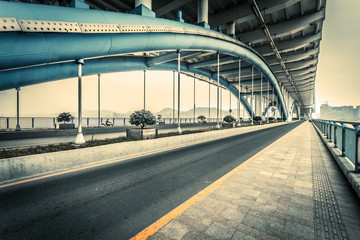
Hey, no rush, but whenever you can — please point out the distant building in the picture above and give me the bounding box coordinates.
[320,103,360,121]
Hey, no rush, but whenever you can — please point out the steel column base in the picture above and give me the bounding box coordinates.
[15,124,21,131]
[75,132,85,144]
[176,126,182,134]
[236,122,241,127]
[216,123,221,129]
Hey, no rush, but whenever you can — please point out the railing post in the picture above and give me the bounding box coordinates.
[32,117,34,129]
[334,125,337,147]
[354,126,360,173]
[341,124,346,156]
[7,117,9,129]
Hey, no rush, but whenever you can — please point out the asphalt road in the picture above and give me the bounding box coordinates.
[0,121,303,240]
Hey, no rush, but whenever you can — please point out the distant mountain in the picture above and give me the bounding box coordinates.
[10,107,242,119]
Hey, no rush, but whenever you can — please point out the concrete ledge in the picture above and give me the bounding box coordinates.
[312,123,360,199]
[0,122,293,185]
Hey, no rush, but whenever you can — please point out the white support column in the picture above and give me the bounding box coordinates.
[220,88,223,120]
[208,79,211,120]
[75,59,85,144]
[255,96,262,116]
[172,70,175,124]
[135,0,151,9]
[143,70,146,110]
[177,50,182,133]
[267,81,269,123]
[15,87,21,131]
[193,73,196,123]
[97,73,101,126]
[260,73,263,116]
[229,89,231,115]
[216,52,221,129]
[226,22,235,37]
[251,65,254,125]
[237,59,241,127]
[198,0,208,24]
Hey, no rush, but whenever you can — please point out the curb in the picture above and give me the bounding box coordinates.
[312,122,360,199]
[0,121,292,186]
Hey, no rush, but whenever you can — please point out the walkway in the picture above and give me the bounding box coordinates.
[139,121,360,240]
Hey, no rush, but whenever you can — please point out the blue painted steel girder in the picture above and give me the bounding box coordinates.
[0,1,288,119]
[0,56,255,116]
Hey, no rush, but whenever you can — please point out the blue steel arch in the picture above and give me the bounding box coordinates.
[0,1,288,120]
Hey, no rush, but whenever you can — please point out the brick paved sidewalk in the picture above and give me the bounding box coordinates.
[146,121,360,240]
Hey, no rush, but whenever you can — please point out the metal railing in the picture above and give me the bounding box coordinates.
[312,119,360,172]
[0,117,222,130]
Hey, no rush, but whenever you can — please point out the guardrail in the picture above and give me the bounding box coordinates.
[312,119,360,172]
[0,117,223,130]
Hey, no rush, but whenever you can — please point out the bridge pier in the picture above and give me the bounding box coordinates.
[135,0,151,9]
[197,0,209,28]
[15,87,21,131]
[74,59,85,144]
[176,50,182,134]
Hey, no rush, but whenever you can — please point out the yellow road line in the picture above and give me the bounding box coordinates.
[130,122,302,239]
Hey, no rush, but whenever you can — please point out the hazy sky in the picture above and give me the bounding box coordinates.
[0,0,359,117]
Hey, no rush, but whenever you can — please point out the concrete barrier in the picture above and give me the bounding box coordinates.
[0,121,293,185]
[312,123,360,199]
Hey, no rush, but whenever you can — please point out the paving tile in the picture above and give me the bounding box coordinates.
[231,230,260,240]
[158,220,189,240]
[181,230,216,240]
[149,122,360,240]
[284,221,314,240]
[205,222,236,240]
[241,214,270,232]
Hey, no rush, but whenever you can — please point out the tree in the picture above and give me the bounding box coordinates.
[254,116,262,121]
[223,115,236,123]
[197,115,206,121]
[57,112,74,123]
[129,109,156,129]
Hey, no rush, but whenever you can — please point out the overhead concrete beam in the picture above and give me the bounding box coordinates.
[239,10,325,43]
[209,0,301,27]
[267,48,319,65]
[155,0,192,17]
[272,58,318,73]
[189,56,238,69]
[255,33,322,56]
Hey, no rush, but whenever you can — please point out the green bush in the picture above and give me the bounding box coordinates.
[197,115,206,121]
[223,115,236,123]
[129,109,156,128]
[253,116,262,121]
[57,112,74,123]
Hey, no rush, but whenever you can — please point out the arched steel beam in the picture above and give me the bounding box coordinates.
[0,55,256,117]
[0,1,288,119]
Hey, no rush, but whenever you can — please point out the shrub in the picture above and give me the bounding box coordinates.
[57,112,74,123]
[223,115,236,123]
[253,116,262,121]
[197,115,206,121]
[129,109,156,129]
